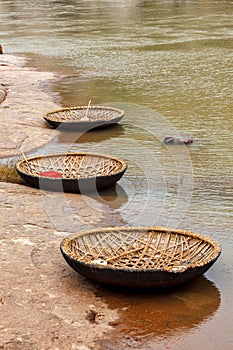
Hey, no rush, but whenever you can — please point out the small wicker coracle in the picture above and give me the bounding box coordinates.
[60,226,221,289]
[16,152,127,193]
[43,105,124,130]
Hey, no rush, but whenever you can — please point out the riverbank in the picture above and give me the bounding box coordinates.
[1,47,232,349]
[0,54,60,159]
[0,54,120,350]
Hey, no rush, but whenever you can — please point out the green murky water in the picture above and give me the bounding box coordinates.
[1,1,233,349]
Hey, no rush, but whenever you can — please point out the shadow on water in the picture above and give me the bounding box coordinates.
[56,123,125,146]
[96,276,221,349]
[95,184,129,210]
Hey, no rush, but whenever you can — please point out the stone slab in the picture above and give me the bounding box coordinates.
[0,182,122,350]
[0,54,60,158]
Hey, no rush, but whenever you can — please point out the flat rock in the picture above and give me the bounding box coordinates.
[0,54,60,158]
[0,55,124,349]
[0,181,122,349]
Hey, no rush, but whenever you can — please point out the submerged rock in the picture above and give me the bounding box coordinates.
[164,134,193,145]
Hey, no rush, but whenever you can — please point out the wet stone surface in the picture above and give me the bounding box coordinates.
[0,182,121,350]
[0,54,60,158]
[1,57,110,349]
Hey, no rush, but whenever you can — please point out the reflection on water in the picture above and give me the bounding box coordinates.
[56,124,125,145]
[95,184,129,210]
[97,276,221,349]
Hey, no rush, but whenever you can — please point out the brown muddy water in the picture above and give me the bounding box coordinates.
[1,0,233,349]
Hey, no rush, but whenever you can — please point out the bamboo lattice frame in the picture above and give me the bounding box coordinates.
[16,153,127,192]
[61,227,221,272]
[43,105,124,129]
[60,227,221,287]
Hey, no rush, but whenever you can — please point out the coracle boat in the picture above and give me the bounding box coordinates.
[43,105,124,130]
[16,152,127,193]
[60,226,221,289]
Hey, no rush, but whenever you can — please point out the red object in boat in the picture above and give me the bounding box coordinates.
[39,170,62,178]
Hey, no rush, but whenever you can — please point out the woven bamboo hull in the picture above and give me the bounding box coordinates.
[17,170,126,193]
[60,227,221,289]
[43,106,124,131]
[15,153,127,193]
[44,117,123,131]
[61,253,218,288]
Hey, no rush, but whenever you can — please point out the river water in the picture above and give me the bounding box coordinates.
[1,1,233,349]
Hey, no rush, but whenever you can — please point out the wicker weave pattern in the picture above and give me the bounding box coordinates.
[17,153,125,179]
[62,227,221,273]
[45,106,124,123]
